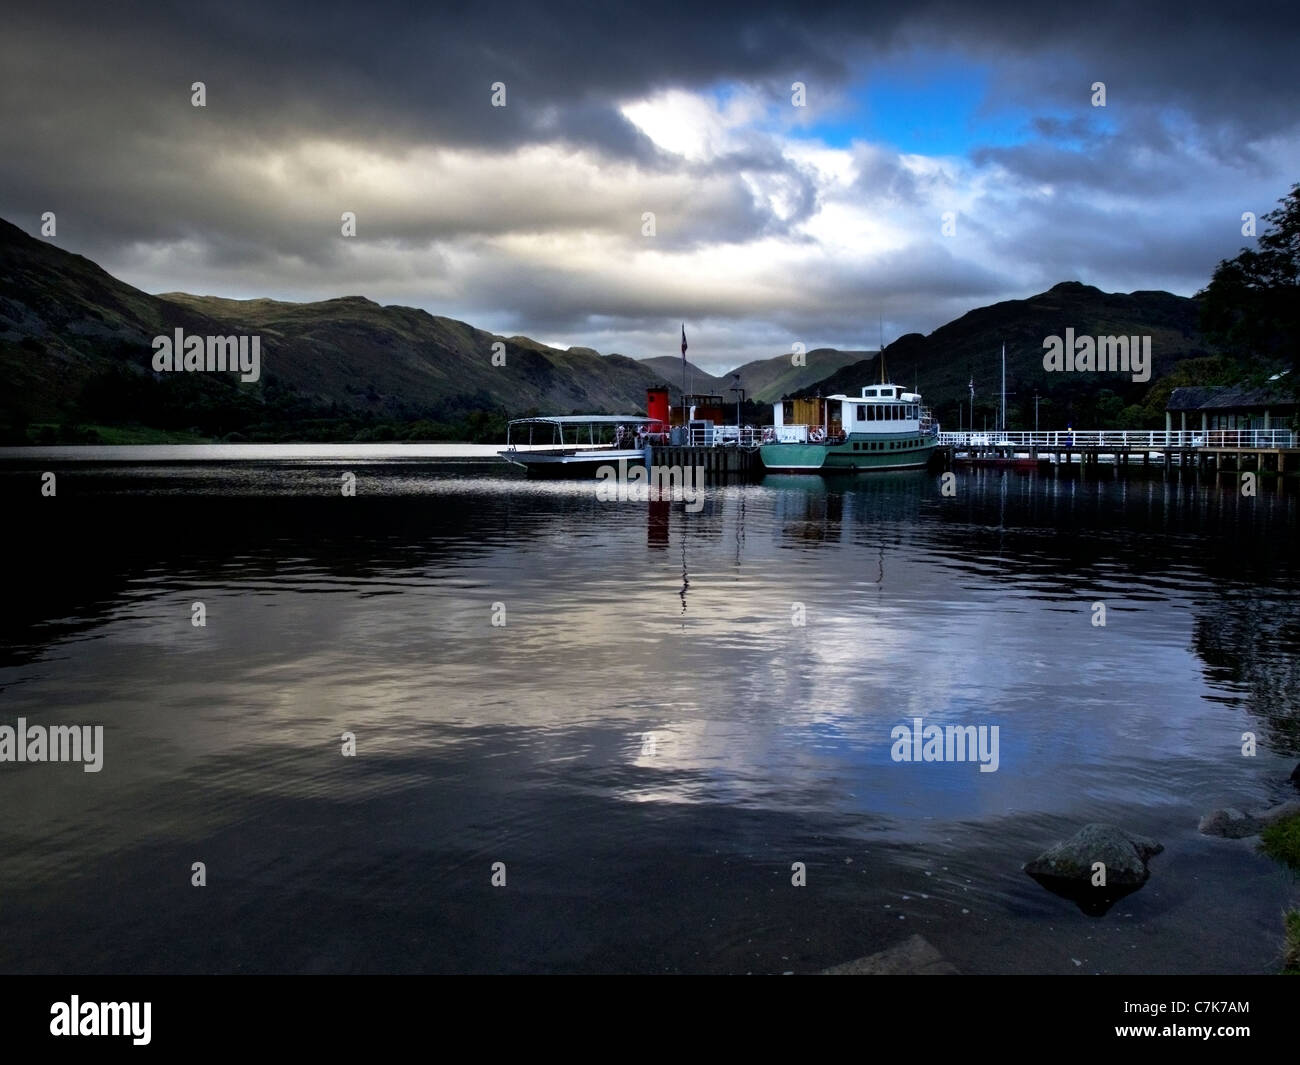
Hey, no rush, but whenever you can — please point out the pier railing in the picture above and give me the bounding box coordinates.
[938,429,1296,449]
[686,426,764,447]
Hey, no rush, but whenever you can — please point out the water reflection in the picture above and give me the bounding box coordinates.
[0,456,1296,972]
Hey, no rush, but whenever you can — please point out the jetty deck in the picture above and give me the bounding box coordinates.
[938,429,1298,475]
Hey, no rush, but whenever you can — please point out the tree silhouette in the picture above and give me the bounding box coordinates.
[1199,183,1300,389]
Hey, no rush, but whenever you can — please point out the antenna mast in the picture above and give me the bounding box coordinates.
[879,315,886,384]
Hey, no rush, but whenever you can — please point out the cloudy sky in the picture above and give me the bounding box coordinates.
[4,1,1298,374]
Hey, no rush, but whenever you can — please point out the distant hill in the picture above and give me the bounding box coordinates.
[157,290,663,416]
[0,217,676,441]
[731,349,871,404]
[638,349,868,405]
[637,356,728,394]
[796,282,1217,430]
[0,216,1239,440]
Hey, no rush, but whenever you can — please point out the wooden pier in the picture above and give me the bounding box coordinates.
[938,429,1298,479]
[650,444,761,479]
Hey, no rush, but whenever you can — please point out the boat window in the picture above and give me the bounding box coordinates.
[857,404,866,421]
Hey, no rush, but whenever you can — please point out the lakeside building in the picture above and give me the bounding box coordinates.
[1165,373,1298,433]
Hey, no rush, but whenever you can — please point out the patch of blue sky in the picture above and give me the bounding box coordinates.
[728,53,1119,156]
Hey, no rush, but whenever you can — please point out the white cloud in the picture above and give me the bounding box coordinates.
[68,79,1300,375]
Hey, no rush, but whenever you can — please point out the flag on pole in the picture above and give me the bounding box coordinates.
[680,324,689,408]
[968,377,974,397]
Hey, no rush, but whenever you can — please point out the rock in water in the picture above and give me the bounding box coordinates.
[1024,823,1162,916]
[823,935,959,975]
[1198,808,1260,839]
[1200,801,1300,838]
[1025,823,1162,885]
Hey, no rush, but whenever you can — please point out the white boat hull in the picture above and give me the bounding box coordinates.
[498,447,648,475]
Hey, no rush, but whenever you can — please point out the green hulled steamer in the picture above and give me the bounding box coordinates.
[759,382,939,472]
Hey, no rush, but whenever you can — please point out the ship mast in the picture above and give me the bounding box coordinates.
[1000,343,1006,431]
[879,315,886,384]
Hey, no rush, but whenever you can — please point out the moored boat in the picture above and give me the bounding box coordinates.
[759,382,939,472]
[498,414,657,476]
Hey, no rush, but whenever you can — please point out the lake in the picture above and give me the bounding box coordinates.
[1,446,1297,973]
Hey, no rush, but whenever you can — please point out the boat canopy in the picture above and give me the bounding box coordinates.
[503,413,655,449]
[506,414,647,426]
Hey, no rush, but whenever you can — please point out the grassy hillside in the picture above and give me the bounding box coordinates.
[0,217,670,442]
[796,283,1220,430]
[638,349,870,405]
[0,216,1255,441]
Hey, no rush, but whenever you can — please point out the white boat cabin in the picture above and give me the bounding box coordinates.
[769,384,930,443]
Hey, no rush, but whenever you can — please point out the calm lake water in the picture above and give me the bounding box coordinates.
[2,446,1298,973]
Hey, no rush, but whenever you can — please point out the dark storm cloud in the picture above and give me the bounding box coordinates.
[2,0,1297,362]
[9,1,1296,165]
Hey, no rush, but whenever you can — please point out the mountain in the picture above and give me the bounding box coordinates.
[636,356,728,394]
[637,349,868,404]
[0,215,1233,441]
[0,217,683,441]
[730,349,871,404]
[156,290,663,415]
[795,282,1217,430]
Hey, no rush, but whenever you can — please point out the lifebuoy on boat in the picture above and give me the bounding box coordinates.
[809,426,826,443]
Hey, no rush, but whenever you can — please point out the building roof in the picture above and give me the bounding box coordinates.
[1167,378,1298,412]
[1165,386,1221,411]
